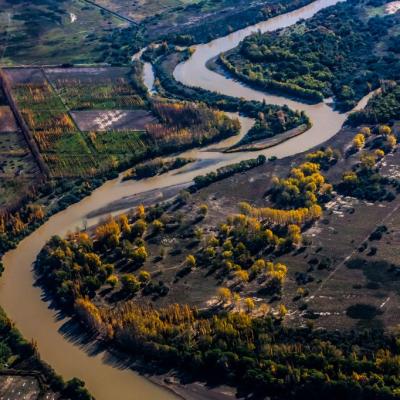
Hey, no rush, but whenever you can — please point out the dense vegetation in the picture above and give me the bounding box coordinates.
[220,0,400,110]
[124,157,193,180]
[149,48,309,143]
[348,83,400,125]
[0,177,108,256]
[75,300,400,400]
[35,154,327,307]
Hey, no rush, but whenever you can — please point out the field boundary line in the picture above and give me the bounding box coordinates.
[0,70,50,177]
[80,0,138,25]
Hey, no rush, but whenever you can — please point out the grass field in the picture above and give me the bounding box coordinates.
[0,0,128,66]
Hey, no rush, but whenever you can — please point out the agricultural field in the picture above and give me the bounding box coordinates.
[45,67,146,110]
[5,68,96,177]
[0,85,40,208]
[2,67,239,178]
[0,0,128,66]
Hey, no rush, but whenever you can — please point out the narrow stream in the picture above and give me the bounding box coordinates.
[0,1,371,399]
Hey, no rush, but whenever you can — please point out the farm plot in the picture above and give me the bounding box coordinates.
[0,106,39,207]
[4,67,153,177]
[71,109,156,131]
[45,67,146,110]
[5,68,96,177]
[4,67,240,179]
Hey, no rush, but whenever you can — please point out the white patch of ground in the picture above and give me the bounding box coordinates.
[325,195,358,218]
[385,1,400,14]
[382,163,400,179]
[93,110,126,131]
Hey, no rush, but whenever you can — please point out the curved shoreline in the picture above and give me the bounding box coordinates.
[0,1,373,399]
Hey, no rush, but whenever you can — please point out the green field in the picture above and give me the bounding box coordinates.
[0,0,128,66]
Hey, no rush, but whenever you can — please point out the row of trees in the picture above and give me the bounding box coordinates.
[75,299,400,400]
[146,100,241,152]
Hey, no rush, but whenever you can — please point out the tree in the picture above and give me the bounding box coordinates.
[152,219,164,234]
[375,149,385,158]
[379,125,391,136]
[194,227,203,241]
[244,297,255,313]
[95,217,121,248]
[121,274,140,295]
[387,134,397,149]
[352,133,365,150]
[287,224,302,245]
[118,214,131,235]
[233,293,241,309]
[106,274,119,288]
[64,378,93,400]
[199,204,208,216]
[138,270,151,283]
[279,304,288,318]
[132,246,148,266]
[234,269,249,283]
[136,204,145,219]
[217,287,232,304]
[131,219,147,238]
[186,254,196,268]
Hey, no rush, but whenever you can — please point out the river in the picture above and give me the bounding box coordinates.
[0,0,369,399]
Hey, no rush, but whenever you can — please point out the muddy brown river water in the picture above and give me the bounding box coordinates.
[0,0,373,398]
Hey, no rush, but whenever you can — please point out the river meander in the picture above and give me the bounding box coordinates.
[0,1,370,398]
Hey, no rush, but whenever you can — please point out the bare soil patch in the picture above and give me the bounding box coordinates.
[44,67,131,83]
[3,68,46,85]
[0,106,17,132]
[71,110,156,132]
